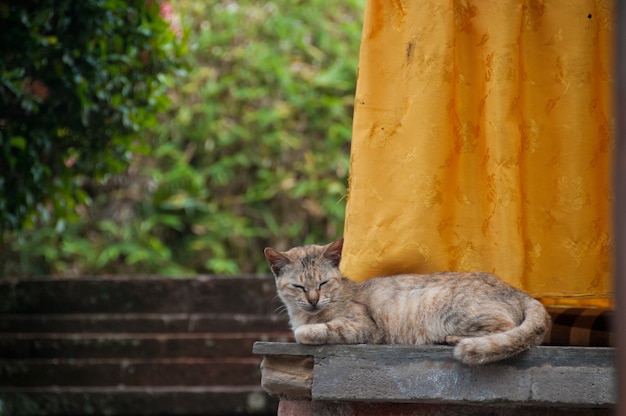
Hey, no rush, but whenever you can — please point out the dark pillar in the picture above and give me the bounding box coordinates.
[614,2,626,415]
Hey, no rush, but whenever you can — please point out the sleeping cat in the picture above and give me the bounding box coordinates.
[264,237,551,365]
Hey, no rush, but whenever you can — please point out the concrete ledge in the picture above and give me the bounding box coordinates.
[253,342,615,408]
[276,400,613,416]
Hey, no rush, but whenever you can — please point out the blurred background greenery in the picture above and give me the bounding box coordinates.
[1,0,365,277]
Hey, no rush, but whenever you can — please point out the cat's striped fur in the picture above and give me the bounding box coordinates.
[264,237,551,365]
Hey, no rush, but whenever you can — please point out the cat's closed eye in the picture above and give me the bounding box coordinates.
[318,280,329,289]
[292,283,306,291]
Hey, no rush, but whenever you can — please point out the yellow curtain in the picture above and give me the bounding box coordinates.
[342,0,614,306]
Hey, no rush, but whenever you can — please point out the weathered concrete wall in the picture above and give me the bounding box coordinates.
[0,275,292,416]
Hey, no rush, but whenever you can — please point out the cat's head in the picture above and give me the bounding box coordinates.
[264,238,344,314]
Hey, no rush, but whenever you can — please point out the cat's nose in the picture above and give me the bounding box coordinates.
[308,298,318,306]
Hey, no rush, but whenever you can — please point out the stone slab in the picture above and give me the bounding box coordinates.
[260,354,314,400]
[253,342,616,407]
[277,399,612,416]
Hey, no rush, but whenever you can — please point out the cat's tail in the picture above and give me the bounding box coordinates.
[453,297,551,365]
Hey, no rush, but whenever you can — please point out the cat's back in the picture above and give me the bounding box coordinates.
[356,272,463,306]
[354,272,525,344]
[358,271,505,294]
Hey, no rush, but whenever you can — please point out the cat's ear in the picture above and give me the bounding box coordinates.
[323,237,344,268]
[264,247,291,277]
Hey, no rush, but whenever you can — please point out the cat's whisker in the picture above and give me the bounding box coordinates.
[265,294,286,315]
[274,304,288,316]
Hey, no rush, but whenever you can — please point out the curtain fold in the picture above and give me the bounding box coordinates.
[342,0,614,305]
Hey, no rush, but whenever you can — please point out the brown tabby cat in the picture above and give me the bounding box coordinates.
[264,237,551,365]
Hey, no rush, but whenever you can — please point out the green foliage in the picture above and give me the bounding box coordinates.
[6,0,364,276]
[0,0,183,231]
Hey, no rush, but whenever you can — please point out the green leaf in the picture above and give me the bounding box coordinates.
[10,136,27,150]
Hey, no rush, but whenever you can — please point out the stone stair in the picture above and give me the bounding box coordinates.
[0,275,292,415]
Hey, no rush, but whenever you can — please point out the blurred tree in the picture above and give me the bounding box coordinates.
[5,0,365,276]
[0,1,183,273]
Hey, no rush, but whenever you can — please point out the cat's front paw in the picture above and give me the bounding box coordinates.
[294,323,329,345]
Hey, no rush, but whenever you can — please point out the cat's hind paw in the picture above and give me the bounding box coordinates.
[294,323,329,345]
[445,335,465,345]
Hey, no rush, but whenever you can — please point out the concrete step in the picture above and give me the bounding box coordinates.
[0,358,262,387]
[0,313,290,333]
[0,332,293,359]
[1,386,278,415]
[0,276,285,415]
[0,275,280,314]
